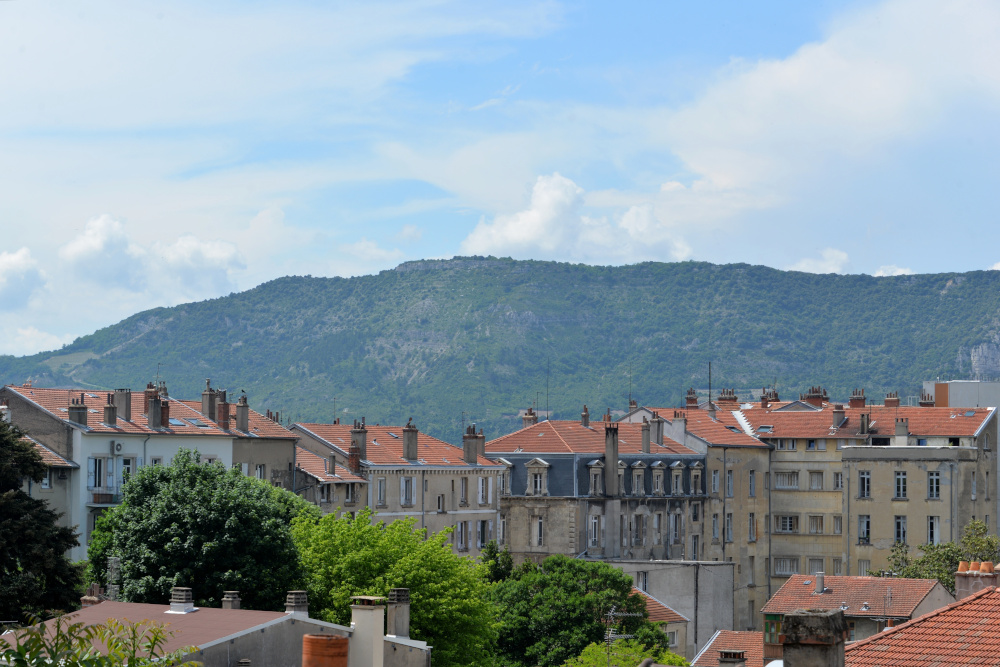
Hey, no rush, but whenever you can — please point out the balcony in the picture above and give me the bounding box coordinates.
[88,487,122,505]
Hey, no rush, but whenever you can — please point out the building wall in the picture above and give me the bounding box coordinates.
[23,467,74,534]
[1,388,75,459]
[233,436,296,489]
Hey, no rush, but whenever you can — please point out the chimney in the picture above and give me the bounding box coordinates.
[781,609,846,667]
[387,588,410,638]
[581,404,590,428]
[685,388,698,408]
[641,418,650,454]
[919,392,935,407]
[605,423,619,496]
[860,413,869,435]
[169,587,196,614]
[349,441,362,475]
[218,396,230,430]
[849,388,866,409]
[81,583,103,608]
[717,389,738,406]
[236,395,249,432]
[403,418,419,460]
[202,379,217,421]
[522,407,538,429]
[286,590,309,617]
[302,635,348,667]
[802,385,828,407]
[628,398,638,413]
[462,424,478,464]
[148,396,162,430]
[222,591,241,609]
[350,597,386,667]
[955,561,998,599]
[832,404,845,428]
[718,651,747,667]
[885,391,900,408]
[160,398,170,428]
[760,388,770,409]
[350,419,367,461]
[103,393,117,425]
[895,418,908,436]
[670,410,686,444]
[815,572,825,594]
[651,412,666,445]
[113,388,132,422]
[143,382,157,415]
[68,394,88,426]
[476,428,486,459]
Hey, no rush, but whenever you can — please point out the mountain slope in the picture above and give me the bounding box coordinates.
[3,258,999,442]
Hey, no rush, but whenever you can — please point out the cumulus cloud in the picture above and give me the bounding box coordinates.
[0,248,45,311]
[396,224,424,242]
[58,215,147,286]
[787,249,850,274]
[874,264,914,277]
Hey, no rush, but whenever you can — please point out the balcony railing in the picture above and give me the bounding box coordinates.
[88,487,122,504]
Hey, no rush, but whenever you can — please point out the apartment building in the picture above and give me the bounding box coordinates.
[291,419,504,558]
[0,380,297,561]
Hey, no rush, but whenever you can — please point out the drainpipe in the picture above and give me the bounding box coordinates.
[767,442,773,596]
[722,448,728,562]
[951,462,956,542]
[845,460,851,576]
[421,470,426,531]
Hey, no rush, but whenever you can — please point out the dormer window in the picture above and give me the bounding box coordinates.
[670,462,685,495]
[496,458,512,496]
[631,461,647,497]
[588,460,605,495]
[651,461,666,496]
[525,459,551,496]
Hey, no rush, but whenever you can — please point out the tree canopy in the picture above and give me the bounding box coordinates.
[0,419,81,621]
[562,639,687,667]
[490,555,669,667]
[292,507,494,667]
[88,449,312,610]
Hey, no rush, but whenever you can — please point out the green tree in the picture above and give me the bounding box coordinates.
[562,639,687,667]
[292,507,494,667]
[88,449,306,610]
[490,555,668,667]
[480,539,514,583]
[0,419,82,622]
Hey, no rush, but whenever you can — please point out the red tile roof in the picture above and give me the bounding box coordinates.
[653,408,768,448]
[632,588,688,624]
[22,435,76,468]
[761,575,944,618]
[845,587,1000,667]
[691,630,764,667]
[485,419,696,455]
[293,423,500,467]
[738,404,994,439]
[295,446,367,483]
[3,385,294,440]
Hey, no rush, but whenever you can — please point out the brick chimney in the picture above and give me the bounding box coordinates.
[780,608,846,667]
[895,417,908,436]
[919,391,935,407]
[462,424,478,464]
[218,396,230,430]
[955,561,998,599]
[143,382,157,415]
[717,389,738,406]
[628,398,638,413]
[403,418,418,460]
[849,388,866,409]
[685,388,698,408]
[148,396,162,430]
[236,395,249,432]
[718,651,746,667]
[285,590,309,617]
[222,591,241,609]
[103,393,117,425]
[651,411,665,445]
[350,419,367,461]
[860,413,869,435]
[202,379,217,421]
[641,418,650,454]
[475,428,486,459]
[581,404,590,428]
[169,587,196,614]
[113,388,132,422]
[160,398,171,428]
[885,391,900,408]
[68,394,88,426]
[760,388,770,409]
[81,583,103,608]
[522,407,538,429]
[387,588,410,638]
[349,441,362,475]
[605,423,619,496]
[801,386,828,407]
[832,404,845,428]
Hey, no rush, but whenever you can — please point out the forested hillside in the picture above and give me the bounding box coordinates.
[2,257,999,442]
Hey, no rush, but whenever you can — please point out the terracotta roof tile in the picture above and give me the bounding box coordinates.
[738,404,994,439]
[761,575,942,618]
[22,435,76,468]
[293,423,501,468]
[691,630,764,667]
[846,587,1000,667]
[632,588,688,624]
[653,408,768,448]
[485,419,696,455]
[295,446,366,483]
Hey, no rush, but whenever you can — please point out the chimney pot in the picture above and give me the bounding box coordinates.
[403,419,419,460]
[286,590,309,615]
[461,423,478,464]
[236,394,249,432]
[522,407,538,429]
[815,572,825,594]
[169,587,196,613]
[605,423,619,496]
[222,591,241,610]
[581,404,590,428]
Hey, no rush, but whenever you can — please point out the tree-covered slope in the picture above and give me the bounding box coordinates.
[3,258,1000,442]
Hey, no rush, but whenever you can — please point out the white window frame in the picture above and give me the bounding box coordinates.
[774,471,799,490]
[377,477,386,506]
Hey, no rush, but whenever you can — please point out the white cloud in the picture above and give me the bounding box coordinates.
[153,236,245,298]
[874,264,914,277]
[787,248,850,274]
[0,326,75,357]
[396,224,424,242]
[333,238,406,277]
[0,248,45,311]
[58,215,147,286]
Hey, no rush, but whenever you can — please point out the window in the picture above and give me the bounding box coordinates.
[591,471,603,495]
[895,515,907,544]
[809,558,824,574]
[692,534,699,560]
[635,571,648,591]
[837,439,846,450]
[377,478,386,506]
[667,631,677,648]
[40,468,51,489]
[858,559,871,576]
[402,476,414,506]
[918,438,927,447]
[858,515,871,543]
[834,472,843,490]
[151,456,163,466]
[672,471,683,495]
[726,470,734,497]
[319,484,330,503]
[692,503,700,522]
[895,471,907,499]
[808,516,824,534]
[499,518,507,544]
[774,472,799,489]
[834,515,843,535]
[774,558,799,576]
[748,556,755,585]
[670,513,681,544]
[477,520,491,549]
[479,476,490,504]
[725,513,733,542]
[255,464,266,480]
[748,513,757,541]
[833,558,843,575]
[692,471,701,493]
[632,515,645,545]
[534,517,544,546]
[972,471,978,500]
[653,513,662,545]
[775,515,799,533]
[460,477,469,505]
[765,618,782,643]
[532,473,543,495]
[121,457,134,479]
[437,494,445,512]
[590,516,601,546]
[809,472,823,490]
[633,472,644,496]
[807,439,816,450]
[712,513,719,540]
[457,521,468,551]
[499,469,509,495]
[345,483,356,504]
[749,470,756,497]
[928,516,940,545]
[87,457,107,490]
[652,471,663,495]
[858,470,871,498]
[712,470,719,493]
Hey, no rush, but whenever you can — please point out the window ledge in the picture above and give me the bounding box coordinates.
[891,497,909,501]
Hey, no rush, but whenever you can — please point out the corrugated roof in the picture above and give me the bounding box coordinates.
[761,575,943,618]
[485,419,696,455]
[293,423,500,467]
[691,630,764,667]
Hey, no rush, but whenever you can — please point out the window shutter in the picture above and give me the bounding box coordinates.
[87,458,96,488]
[488,476,494,504]
[476,521,482,549]
[137,457,143,468]
[400,477,407,504]
[488,519,493,541]
[242,463,249,475]
[106,459,115,487]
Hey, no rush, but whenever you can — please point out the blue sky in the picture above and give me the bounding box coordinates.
[2,0,1000,355]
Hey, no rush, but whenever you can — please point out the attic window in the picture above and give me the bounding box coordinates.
[186,418,210,428]
[757,426,773,433]
[966,410,976,417]
[538,433,545,436]
[86,393,99,398]
[388,432,399,438]
[168,418,185,426]
[726,426,741,433]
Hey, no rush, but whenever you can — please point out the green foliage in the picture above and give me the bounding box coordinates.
[0,615,198,667]
[562,639,687,667]
[480,540,514,583]
[292,507,494,667]
[0,419,82,622]
[490,555,667,667]
[88,449,303,610]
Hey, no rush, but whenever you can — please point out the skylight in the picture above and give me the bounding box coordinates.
[168,418,185,426]
[757,425,773,433]
[186,418,210,428]
[966,410,976,417]
[388,432,399,438]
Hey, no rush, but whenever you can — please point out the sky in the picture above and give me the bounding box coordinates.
[3,0,1000,356]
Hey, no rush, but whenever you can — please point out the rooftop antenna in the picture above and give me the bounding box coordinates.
[333,396,337,417]
[708,361,712,407]
[156,362,161,385]
[629,360,633,407]
[546,358,550,421]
